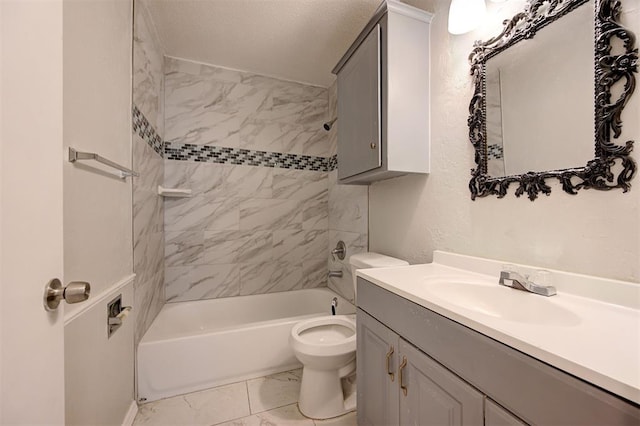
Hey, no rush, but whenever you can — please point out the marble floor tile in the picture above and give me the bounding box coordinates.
[314,411,357,426]
[215,403,314,426]
[133,382,250,426]
[133,368,356,426]
[246,369,303,414]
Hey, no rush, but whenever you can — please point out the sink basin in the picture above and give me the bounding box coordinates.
[423,277,581,326]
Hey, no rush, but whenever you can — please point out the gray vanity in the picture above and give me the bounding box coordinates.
[356,271,640,425]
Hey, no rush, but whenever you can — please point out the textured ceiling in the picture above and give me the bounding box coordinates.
[141,0,384,87]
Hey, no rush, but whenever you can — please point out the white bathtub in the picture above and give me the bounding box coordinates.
[137,288,355,402]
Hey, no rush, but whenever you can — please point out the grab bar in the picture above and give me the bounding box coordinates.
[68,147,139,179]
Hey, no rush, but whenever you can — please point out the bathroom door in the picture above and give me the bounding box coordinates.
[0,1,66,424]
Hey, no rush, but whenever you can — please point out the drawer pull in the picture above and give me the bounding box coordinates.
[399,356,408,396]
[385,346,395,381]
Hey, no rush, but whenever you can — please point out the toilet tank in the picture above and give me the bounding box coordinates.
[349,252,409,296]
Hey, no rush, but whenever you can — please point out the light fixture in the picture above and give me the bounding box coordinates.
[448,0,487,35]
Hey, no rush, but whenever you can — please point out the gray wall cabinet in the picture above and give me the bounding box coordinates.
[357,277,640,425]
[336,24,382,180]
[333,1,432,184]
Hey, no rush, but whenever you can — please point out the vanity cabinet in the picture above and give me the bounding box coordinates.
[357,309,399,425]
[332,1,432,184]
[484,399,527,426]
[358,310,484,425]
[357,277,640,425]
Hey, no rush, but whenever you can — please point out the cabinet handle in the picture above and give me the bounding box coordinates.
[399,356,408,396]
[370,142,377,149]
[385,346,395,382]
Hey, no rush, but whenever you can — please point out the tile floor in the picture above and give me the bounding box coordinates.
[133,369,357,426]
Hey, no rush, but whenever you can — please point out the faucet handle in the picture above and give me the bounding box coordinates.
[331,241,346,261]
[501,263,518,273]
[530,269,553,286]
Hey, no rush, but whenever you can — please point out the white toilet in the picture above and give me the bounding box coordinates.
[290,252,409,419]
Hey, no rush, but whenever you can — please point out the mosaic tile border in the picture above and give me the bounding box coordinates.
[328,155,338,172]
[487,143,504,160]
[165,142,338,173]
[133,104,164,157]
[133,104,339,171]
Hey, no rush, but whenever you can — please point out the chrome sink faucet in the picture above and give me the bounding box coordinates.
[499,270,557,297]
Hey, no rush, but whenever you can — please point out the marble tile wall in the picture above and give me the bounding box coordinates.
[326,81,369,303]
[164,57,328,155]
[132,1,165,343]
[163,58,331,302]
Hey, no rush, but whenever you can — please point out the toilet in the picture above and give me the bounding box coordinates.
[290,252,409,419]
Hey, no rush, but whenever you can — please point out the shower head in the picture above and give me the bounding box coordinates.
[323,117,337,131]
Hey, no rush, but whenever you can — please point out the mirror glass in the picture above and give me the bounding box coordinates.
[485,1,595,177]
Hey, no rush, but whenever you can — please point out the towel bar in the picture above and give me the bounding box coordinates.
[68,147,139,179]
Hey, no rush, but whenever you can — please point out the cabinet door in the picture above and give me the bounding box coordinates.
[337,23,381,180]
[485,398,528,426]
[357,309,399,426]
[398,339,484,426]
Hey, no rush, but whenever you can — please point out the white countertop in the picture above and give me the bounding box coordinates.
[357,252,640,405]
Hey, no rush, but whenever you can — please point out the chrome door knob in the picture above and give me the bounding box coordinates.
[64,282,91,304]
[43,278,91,311]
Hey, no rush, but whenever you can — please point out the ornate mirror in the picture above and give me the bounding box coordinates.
[468,0,638,200]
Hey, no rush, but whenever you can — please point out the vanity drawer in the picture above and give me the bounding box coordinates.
[357,277,640,425]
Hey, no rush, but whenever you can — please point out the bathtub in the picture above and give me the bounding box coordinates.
[137,288,355,402]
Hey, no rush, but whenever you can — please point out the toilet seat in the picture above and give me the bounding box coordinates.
[290,316,356,357]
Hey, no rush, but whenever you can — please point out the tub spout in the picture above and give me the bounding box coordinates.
[328,270,343,278]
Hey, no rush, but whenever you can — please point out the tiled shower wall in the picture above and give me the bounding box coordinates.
[163,57,334,302]
[326,82,369,303]
[132,2,165,343]
[133,39,369,311]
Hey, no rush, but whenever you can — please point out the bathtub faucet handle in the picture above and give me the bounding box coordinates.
[331,297,338,315]
[331,241,346,261]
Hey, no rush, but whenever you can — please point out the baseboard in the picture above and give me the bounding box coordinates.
[122,400,138,426]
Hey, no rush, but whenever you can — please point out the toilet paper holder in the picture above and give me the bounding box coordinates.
[107,294,131,338]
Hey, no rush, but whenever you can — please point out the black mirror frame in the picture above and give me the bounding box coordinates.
[468,0,638,201]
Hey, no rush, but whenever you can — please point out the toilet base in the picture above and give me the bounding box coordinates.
[298,362,356,419]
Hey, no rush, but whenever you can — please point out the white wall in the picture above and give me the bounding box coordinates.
[62,0,135,423]
[64,278,135,425]
[0,2,4,419]
[370,0,640,283]
[63,0,134,306]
